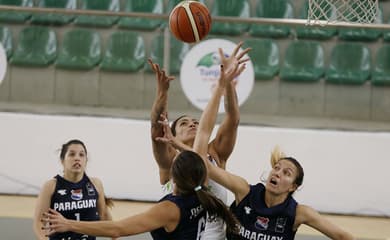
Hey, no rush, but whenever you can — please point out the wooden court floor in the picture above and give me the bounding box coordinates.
[1,195,389,239]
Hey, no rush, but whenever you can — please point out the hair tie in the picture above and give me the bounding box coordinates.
[194,185,202,192]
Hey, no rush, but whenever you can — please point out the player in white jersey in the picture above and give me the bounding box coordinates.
[150,42,250,239]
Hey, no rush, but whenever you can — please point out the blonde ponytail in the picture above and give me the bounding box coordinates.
[270,146,286,167]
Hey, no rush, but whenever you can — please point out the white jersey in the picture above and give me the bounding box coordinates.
[162,157,227,240]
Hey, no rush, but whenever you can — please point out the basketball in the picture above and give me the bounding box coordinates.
[169,1,212,43]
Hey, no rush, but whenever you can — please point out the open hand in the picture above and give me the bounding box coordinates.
[218,41,251,74]
[147,58,175,93]
[41,209,69,236]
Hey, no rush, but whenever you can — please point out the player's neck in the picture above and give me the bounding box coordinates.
[63,172,84,183]
[264,191,288,208]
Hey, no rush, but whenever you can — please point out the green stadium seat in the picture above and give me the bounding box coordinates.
[146,34,190,74]
[280,40,324,82]
[0,0,33,23]
[338,5,383,41]
[55,28,101,70]
[326,42,371,85]
[118,0,163,31]
[101,31,145,72]
[10,26,56,67]
[249,0,293,38]
[166,0,206,12]
[296,0,337,40]
[372,44,390,86]
[31,0,76,25]
[209,0,250,35]
[243,38,279,80]
[74,0,119,27]
[0,26,12,58]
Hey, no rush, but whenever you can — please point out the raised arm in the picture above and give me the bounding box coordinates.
[148,59,177,184]
[43,201,179,238]
[209,42,251,168]
[192,60,251,203]
[193,58,245,158]
[295,205,355,240]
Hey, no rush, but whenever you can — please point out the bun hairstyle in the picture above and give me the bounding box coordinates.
[172,150,239,234]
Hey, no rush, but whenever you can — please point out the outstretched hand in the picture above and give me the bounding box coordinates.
[218,41,251,76]
[218,60,246,89]
[41,209,69,236]
[147,58,175,93]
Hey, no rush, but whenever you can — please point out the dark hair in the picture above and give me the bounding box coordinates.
[172,150,239,234]
[170,115,187,136]
[60,139,87,161]
[280,157,304,191]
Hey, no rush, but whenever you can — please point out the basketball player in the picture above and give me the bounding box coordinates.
[148,41,250,239]
[201,147,355,240]
[33,139,115,240]
[41,61,245,239]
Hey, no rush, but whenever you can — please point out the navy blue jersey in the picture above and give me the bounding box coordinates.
[49,174,100,240]
[150,193,207,240]
[227,183,297,240]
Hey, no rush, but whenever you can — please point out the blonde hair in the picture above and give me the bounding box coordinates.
[270,146,286,167]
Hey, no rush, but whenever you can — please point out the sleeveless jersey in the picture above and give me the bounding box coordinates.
[161,156,227,240]
[49,174,100,240]
[150,194,207,240]
[227,183,298,240]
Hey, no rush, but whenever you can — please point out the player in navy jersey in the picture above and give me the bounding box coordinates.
[41,60,245,240]
[203,148,355,240]
[33,139,115,240]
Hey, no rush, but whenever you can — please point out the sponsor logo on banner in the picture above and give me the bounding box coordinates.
[180,39,254,112]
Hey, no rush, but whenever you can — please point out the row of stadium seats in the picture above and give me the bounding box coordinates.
[0,0,389,41]
[0,0,169,30]
[244,39,390,87]
[0,25,185,73]
[1,25,389,87]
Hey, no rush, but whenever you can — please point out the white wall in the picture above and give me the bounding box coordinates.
[0,112,389,216]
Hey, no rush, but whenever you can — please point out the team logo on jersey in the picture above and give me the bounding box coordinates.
[86,182,96,196]
[71,189,83,200]
[57,189,67,195]
[254,216,269,230]
[244,206,252,214]
[275,217,287,233]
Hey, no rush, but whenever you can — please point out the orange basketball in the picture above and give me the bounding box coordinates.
[169,1,212,43]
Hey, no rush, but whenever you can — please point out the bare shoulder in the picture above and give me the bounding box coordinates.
[89,177,104,191]
[38,178,56,197]
[89,176,102,186]
[294,204,319,228]
[42,178,56,191]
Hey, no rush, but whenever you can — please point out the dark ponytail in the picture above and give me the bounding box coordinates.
[195,186,239,234]
[172,150,239,234]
